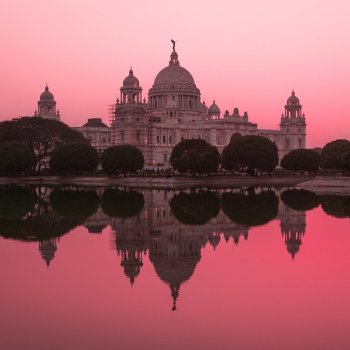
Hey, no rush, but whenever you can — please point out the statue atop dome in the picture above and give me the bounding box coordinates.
[171,39,176,51]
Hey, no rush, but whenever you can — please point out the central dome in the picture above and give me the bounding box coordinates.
[154,65,196,86]
[152,50,196,88]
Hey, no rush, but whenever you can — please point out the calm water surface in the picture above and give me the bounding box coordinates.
[0,186,349,350]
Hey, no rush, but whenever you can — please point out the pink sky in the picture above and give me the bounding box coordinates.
[0,0,349,147]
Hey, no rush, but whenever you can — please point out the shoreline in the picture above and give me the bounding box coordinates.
[0,175,349,193]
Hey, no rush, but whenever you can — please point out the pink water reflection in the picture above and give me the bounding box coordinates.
[0,193,350,350]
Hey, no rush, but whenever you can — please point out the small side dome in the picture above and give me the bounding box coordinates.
[123,68,139,88]
[287,90,300,105]
[40,85,54,100]
[208,100,220,114]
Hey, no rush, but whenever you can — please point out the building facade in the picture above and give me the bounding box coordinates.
[112,46,306,165]
[73,118,111,154]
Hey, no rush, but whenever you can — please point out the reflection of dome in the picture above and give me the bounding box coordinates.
[287,90,300,105]
[39,238,57,267]
[208,232,221,250]
[123,68,139,88]
[40,85,54,100]
[151,255,200,311]
[122,264,141,285]
[208,100,220,114]
[152,257,199,286]
[287,240,301,259]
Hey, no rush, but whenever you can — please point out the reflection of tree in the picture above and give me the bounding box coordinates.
[0,186,36,220]
[50,188,99,221]
[221,190,278,226]
[101,189,144,218]
[281,189,320,211]
[170,191,220,225]
[0,186,99,242]
[320,196,350,218]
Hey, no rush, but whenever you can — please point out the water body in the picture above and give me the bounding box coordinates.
[0,185,349,350]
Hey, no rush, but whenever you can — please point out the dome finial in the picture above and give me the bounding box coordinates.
[169,39,179,65]
[171,284,179,311]
[171,38,176,51]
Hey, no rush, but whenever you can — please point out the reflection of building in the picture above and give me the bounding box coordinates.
[38,238,58,266]
[278,201,306,259]
[110,200,149,285]
[112,45,307,164]
[35,85,60,121]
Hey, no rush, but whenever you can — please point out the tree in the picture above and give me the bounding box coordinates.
[0,141,35,175]
[49,143,99,174]
[343,151,350,172]
[221,135,278,173]
[230,132,242,143]
[281,149,320,173]
[100,145,144,175]
[0,117,88,171]
[169,191,220,225]
[321,139,350,170]
[170,139,220,174]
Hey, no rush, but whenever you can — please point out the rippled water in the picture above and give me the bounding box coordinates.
[0,185,349,350]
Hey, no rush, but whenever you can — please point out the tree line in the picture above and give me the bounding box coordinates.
[0,116,349,176]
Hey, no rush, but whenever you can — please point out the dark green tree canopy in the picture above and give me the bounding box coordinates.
[170,139,220,174]
[281,149,320,173]
[170,191,220,225]
[101,145,144,175]
[221,135,278,172]
[343,151,350,172]
[0,141,35,175]
[0,186,37,221]
[281,189,320,211]
[101,189,144,218]
[49,143,99,174]
[50,188,99,221]
[0,186,96,242]
[320,195,350,218]
[230,133,242,143]
[321,139,350,170]
[221,190,279,226]
[0,117,88,171]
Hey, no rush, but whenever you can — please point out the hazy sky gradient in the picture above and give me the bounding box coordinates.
[1,0,349,147]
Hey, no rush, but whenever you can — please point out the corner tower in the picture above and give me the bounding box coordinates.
[37,85,60,121]
[279,90,306,160]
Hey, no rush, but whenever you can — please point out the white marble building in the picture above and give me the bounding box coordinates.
[112,46,306,165]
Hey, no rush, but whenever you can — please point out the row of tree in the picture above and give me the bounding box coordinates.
[171,136,350,174]
[0,116,349,175]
